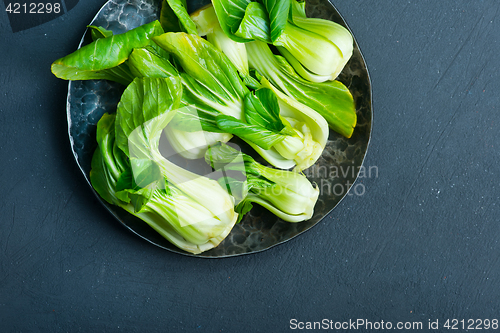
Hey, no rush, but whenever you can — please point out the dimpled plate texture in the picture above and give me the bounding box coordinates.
[67,0,372,257]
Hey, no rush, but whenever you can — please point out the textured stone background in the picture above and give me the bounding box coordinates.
[1,0,499,331]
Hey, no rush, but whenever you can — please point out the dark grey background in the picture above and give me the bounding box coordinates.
[1,0,499,332]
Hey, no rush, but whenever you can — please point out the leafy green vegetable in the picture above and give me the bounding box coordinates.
[88,25,113,40]
[276,47,332,83]
[261,77,329,171]
[209,0,353,81]
[90,77,239,254]
[116,77,237,227]
[215,114,286,150]
[283,0,354,81]
[123,36,239,160]
[114,77,182,157]
[246,40,356,138]
[292,13,353,64]
[151,33,305,162]
[274,23,342,78]
[258,0,290,43]
[164,126,233,159]
[210,0,289,43]
[290,0,306,18]
[191,4,261,88]
[243,88,283,130]
[234,2,271,42]
[138,33,326,167]
[160,0,198,34]
[211,0,253,42]
[154,15,329,166]
[153,32,249,119]
[125,35,237,158]
[167,104,222,134]
[90,113,237,253]
[125,45,233,159]
[51,20,164,85]
[206,143,319,222]
[128,46,178,79]
[50,0,364,253]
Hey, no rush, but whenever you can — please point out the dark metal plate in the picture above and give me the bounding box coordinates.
[66,0,372,257]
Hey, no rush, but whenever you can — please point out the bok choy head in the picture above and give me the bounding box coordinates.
[206,143,319,223]
[90,77,239,254]
[222,87,327,171]
[280,0,354,82]
[246,40,356,138]
[258,79,329,172]
[209,0,353,81]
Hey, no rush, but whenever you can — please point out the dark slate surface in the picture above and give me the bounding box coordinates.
[1,0,499,332]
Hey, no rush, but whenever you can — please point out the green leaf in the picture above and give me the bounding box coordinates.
[241,73,262,90]
[160,0,182,32]
[277,46,333,83]
[115,168,134,193]
[234,199,253,223]
[274,22,342,77]
[51,21,164,85]
[290,0,306,19]
[115,157,171,212]
[285,3,353,80]
[211,0,289,43]
[129,158,163,189]
[90,112,165,212]
[290,6,353,61]
[88,25,114,40]
[244,88,297,141]
[257,0,291,43]
[90,113,129,205]
[90,145,117,205]
[216,176,248,202]
[205,143,253,173]
[247,41,356,138]
[128,46,178,78]
[128,186,155,212]
[176,72,241,120]
[169,104,223,133]
[126,46,230,134]
[93,113,123,182]
[161,0,198,35]
[191,4,263,90]
[211,0,253,42]
[89,86,237,255]
[193,5,252,77]
[215,115,286,150]
[234,2,271,43]
[244,88,283,131]
[190,4,219,36]
[114,77,183,157]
